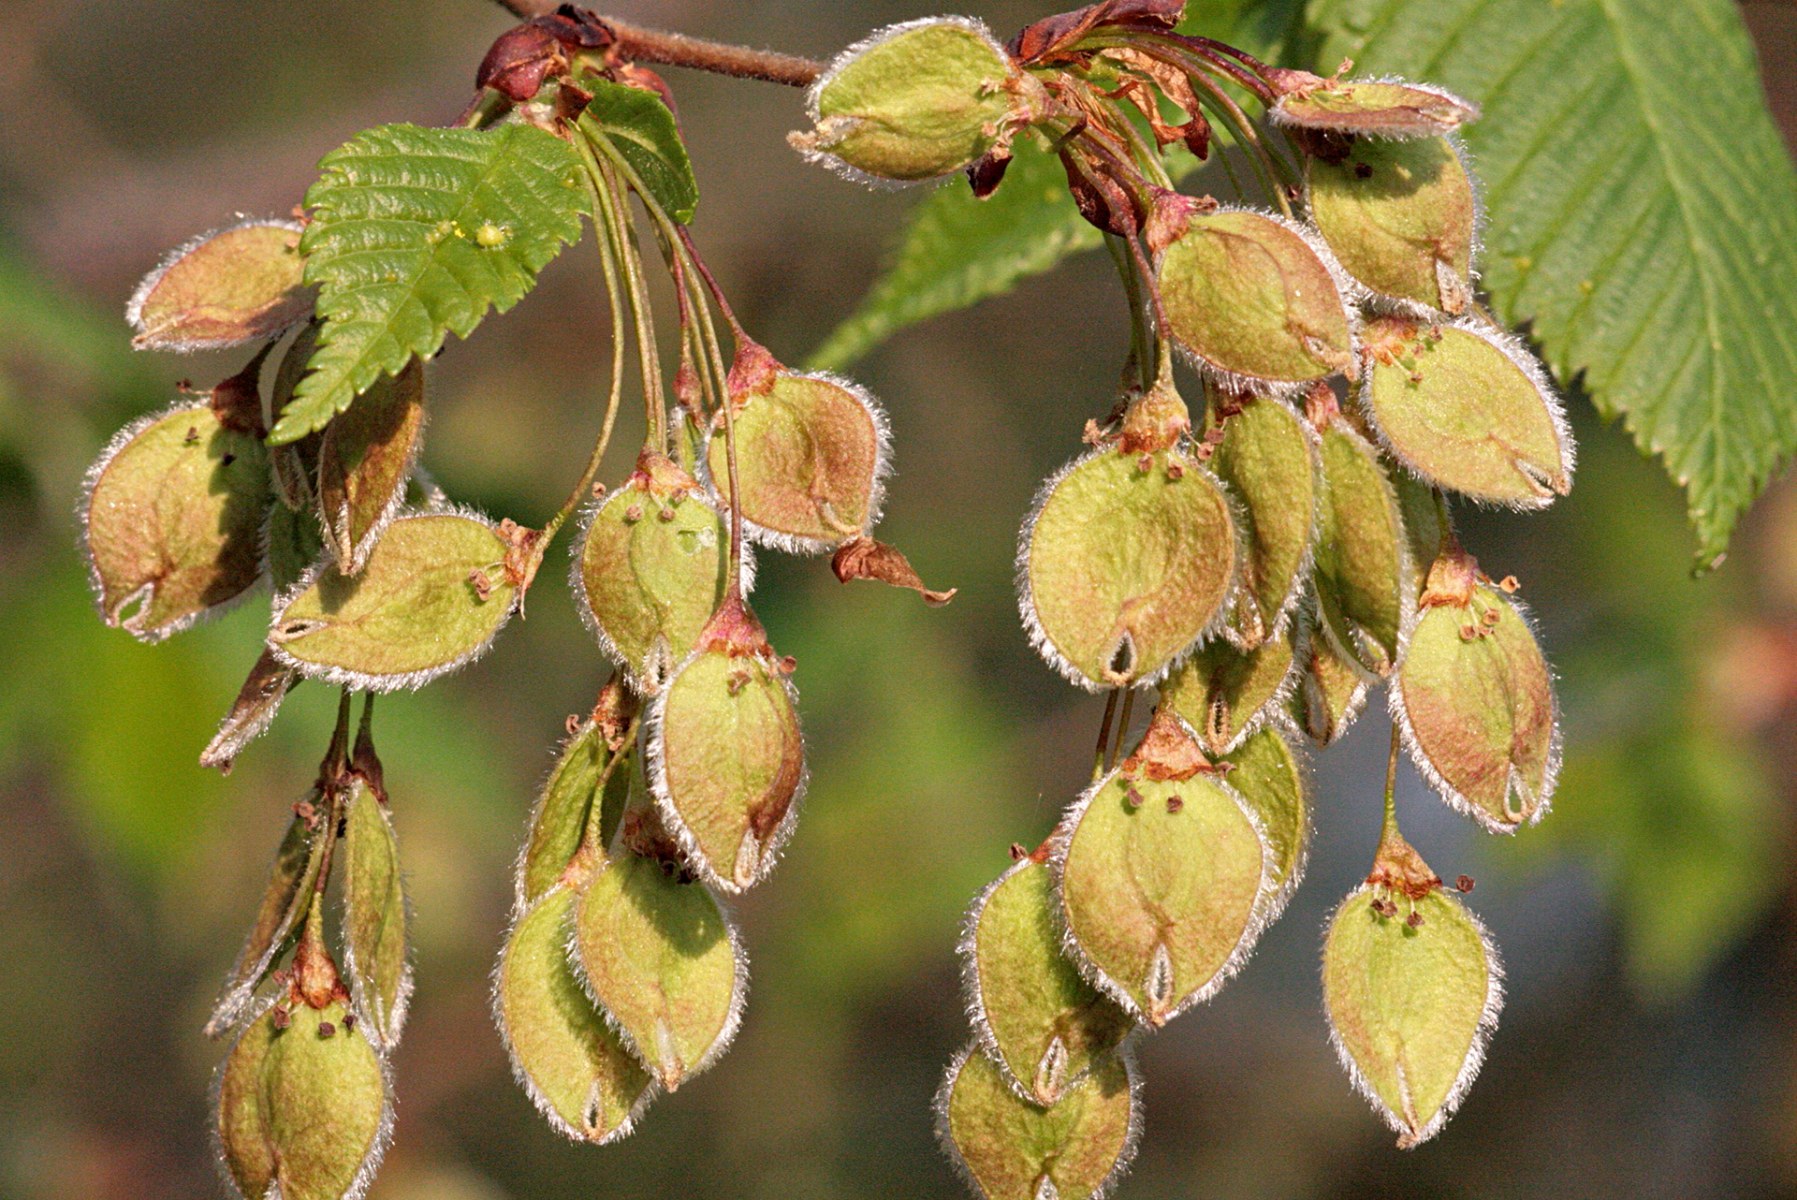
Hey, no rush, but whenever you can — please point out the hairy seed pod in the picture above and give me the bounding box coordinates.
[1221,728,1309,920]
[1308,135,1478,315]
[1270,74,1480,139]
[1359,317,1573,507]
[128,219,311,351]
[1156,204,1357,390]
[792,18,1034,184]
[961,858,1135,1107]
[936,1044,1140,1200]
[1301,603,1365,743]
[315,356,426,574]
[572,852,747,1092]
[82,401,270,642]
[1055,712,1271,1025]
[496,884,654,1142]
[340,781,411,1051]
[215,999,390,1200]
[1312,413,1412,675]
[205,800,327,1037]
[705,353,890,552]
[574,452,740,687]
[266,492,329,593]
[1161,635,1297,758]
[1020,384,1237,690]
[1393,551,1560,832]
[268,509,519,691]
[648,597,806,892]
[1206,394,1321,646]
[201,648,301,773]
[515,686,635,912]
[1323,849,1502,1148]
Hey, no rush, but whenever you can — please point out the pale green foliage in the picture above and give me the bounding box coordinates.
[276,123,587,444]
[1221,729,1309,907]
[1313,419,1409,672]
[516,720,616,909]
[1322,887,1500,1148]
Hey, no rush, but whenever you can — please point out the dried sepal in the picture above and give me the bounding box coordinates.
[935,1043,1140,1200]
[1311,409,1412,675]
[704,360,890,553]
[1053,711,1271,1025]
[1206,393,1321,646]
[340,781,411,1051]
[205,799,327,1038]
[1220,728,1310,920]
[82,400,270,642]
[1322,838,1502,1147]
[572,452,742,688]
[495,884,655,1143]
[201,648,301,773]
[214,996,391,1200]
[316,356,427,574]
[571,850,747,1092]
[1359,317,1573,507]
[832,534,957,605]
[515,685,634,912]
[792,17,1036,185]
[1160,634,1298,758]
[1307,135,1480,316]
[1271,74,1480,140]
[268,509,519,691]
[960,857,1135,1107]
[1392,550,1560,832]
[1019,384,1237,690]
[1156,203,1358,391]
[129,219,311,352]
[646,598,807,893]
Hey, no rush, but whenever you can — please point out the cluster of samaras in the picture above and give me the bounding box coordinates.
[785,3,1571,1196]
[77,2,1575,1198]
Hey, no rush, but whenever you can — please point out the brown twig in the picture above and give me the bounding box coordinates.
[490,1,823,87]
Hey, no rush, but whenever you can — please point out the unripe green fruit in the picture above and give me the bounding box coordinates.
[1308,136,1478,315]
[793,18,1032,183]
[128,219,311,351]
[1271,74,1480,139]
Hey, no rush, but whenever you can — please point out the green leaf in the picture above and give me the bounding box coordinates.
[578,77,699,224]
[1305,0,1797,564]
[275,123,587,444]
[806,3,1306,372]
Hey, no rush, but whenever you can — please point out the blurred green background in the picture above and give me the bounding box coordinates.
[4,2,1797,1197]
